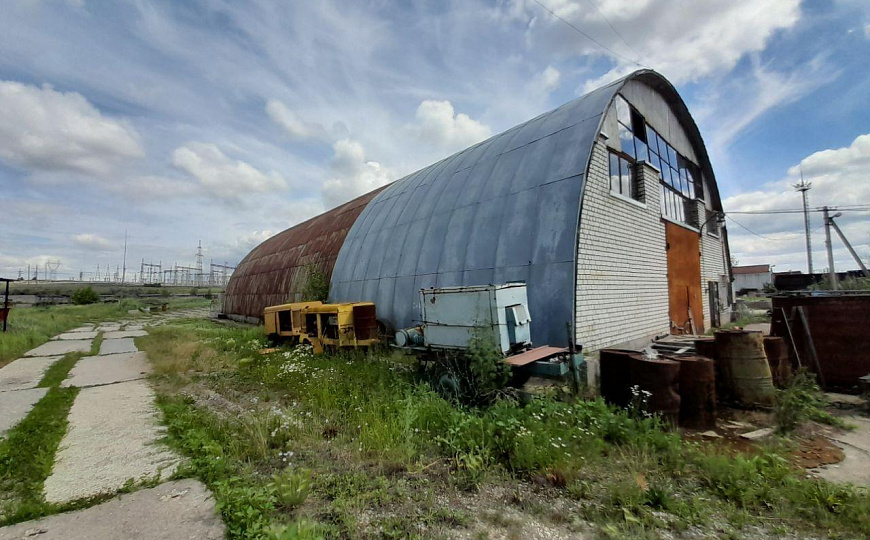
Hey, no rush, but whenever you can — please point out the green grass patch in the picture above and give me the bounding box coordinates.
[0,386,79,525]
[142,320,870,539]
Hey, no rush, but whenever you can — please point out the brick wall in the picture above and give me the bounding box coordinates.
[575,140,670,350]
[699,207,731,330]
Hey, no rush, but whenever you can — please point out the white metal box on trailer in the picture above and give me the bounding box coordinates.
[419,283,532,354]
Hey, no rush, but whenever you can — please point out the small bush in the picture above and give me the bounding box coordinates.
[71,286,100,305]
[270,468,311,510]
[774,370,846,433]
[301,264,329,302]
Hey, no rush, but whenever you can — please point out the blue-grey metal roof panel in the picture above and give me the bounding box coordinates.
[329,70,722,347]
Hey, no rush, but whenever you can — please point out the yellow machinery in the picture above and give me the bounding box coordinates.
[264,301,379,353]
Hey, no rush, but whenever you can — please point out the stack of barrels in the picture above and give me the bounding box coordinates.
[600,330,786,429]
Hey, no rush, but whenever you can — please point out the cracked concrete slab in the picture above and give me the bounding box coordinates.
[24,340,92,357]
[99,338,138,355]
[62,352,150,388]
[0,387,48,437]
[124,324,145,332]
[0,356,62,393]
[43,380,179,504]
[0,479,224,539]
[95,324,121,332]
[102,330,148,340]
[67,326,94,333]
[52,331,99,341]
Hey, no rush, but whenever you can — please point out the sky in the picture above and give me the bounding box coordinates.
[0,0,869,281]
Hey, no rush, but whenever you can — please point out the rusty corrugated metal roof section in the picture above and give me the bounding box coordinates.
[222,187,385,320]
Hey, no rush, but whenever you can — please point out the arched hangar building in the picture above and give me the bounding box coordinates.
[223,70,732,351]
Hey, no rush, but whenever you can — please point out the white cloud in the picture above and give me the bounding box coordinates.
[172,142,287,201]
[322,139,393,209]
[695,55,838,151]
[500,0,800,89]
[236,230,274,250]
[724,133,870,272]
[265,99,329,140]
[535,65,561,92]
[865,23,870,38]
[0,80,143,177]
[410,100,492,153]
[72,233,112,251]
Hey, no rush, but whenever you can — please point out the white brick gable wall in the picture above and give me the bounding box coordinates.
[575,140,670,350]
[575,140,731,350]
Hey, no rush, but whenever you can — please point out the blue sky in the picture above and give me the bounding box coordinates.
[1,0,868,280]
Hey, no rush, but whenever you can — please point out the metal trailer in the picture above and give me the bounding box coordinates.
[264,301,379,354]
[394,284,584,392]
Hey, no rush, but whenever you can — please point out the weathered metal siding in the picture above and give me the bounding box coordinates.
[330,70,723,347]
[222,188,384,320]
[771,294,870,389]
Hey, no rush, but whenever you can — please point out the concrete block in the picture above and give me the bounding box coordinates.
[0,387,48,436]
[0,356,62,392]
[25,340,92,357]
[99,338,138,355]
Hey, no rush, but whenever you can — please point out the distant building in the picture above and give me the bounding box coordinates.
[733,265,772,295]
[224,70,733,349]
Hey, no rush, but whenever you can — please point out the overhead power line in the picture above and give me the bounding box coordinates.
[725,215,774,241]
[582,0,644,63]
[531,0,645,68]
[727,205,870,215]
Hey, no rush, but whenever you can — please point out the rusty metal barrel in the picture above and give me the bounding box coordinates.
[714,330,775,407]
[599,349,642,408]
[670,355,716,429]
[629,355,681,425]
[694,338,717,361]
[763,336,792,388]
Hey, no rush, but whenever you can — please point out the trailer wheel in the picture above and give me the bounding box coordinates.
[435,371,462,402]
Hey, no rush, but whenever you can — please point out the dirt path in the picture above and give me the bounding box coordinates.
[0,312,224,538]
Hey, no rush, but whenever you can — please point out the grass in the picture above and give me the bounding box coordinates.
[0,298,209,368]
[140,319,870,539]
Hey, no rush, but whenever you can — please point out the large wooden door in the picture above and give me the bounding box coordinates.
[665,222,704,334]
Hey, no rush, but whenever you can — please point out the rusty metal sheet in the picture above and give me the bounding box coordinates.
[665,222,704,333]
[221,187,385,320]
[771,294,870,390]
[504,346,568,366]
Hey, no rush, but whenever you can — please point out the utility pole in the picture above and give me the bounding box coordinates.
[121,229,128,284]
[828,211,870,278]
[792,171,813,275]
[823,206,838,290]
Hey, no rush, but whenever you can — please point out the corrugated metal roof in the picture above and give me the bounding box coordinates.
[329,70,721,346]
[732,265,771,275]
[222,188,385,320]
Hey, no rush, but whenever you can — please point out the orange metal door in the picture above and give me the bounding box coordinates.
[665,222,704,334]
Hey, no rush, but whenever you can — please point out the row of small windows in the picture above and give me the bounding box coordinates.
[610,94,704,227]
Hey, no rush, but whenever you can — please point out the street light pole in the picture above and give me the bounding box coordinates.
[823,206,838,290]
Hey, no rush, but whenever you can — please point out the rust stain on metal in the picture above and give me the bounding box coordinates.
[771,294,870,390]
[665,222,704,333]
[222,188,386,320]
[669,354,716,430]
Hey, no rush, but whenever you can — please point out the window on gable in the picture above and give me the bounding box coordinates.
[608,150,639,201]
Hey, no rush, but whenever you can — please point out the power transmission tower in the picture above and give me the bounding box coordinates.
[793,170,813,275]
[195,241,204,286]
[121,230,128,284]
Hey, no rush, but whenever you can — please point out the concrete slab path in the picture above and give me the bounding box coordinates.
[66,326,94,333]
[24,340,91,358]
[0,479,225,539]
[0,356,61,393]
[815,416,870,487]
[102,329,148,340]
[98,338,137,355]
[51,331,99,341]
[0,387,48,437]
[95,324,121,333]
[62,352,150,388]
[43,379,179,503]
